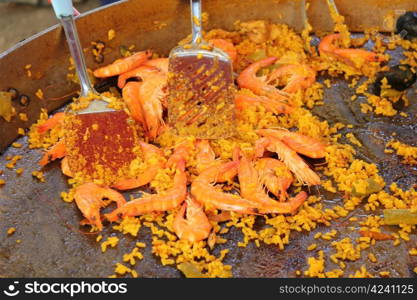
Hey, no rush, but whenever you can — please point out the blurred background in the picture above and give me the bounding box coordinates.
[0,0,120,53]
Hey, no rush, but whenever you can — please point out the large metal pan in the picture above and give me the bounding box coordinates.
[0,0,416,277]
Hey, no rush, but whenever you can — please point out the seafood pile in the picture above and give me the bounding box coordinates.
[24,18,417,277]
[34,46,325,231]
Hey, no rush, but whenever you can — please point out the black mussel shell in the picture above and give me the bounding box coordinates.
[374,64,416,96]
[396,11,417,40]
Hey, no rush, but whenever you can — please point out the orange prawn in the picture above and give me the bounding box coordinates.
[61,157,73,177]
[37,112,65,134]
[255,157,293,202]
[74,183,126,231]
[167,140,195,169]
[118,65,161,89]
[173,196,212,243]
[255,136,321,186]
[195,139,218,174]
[209,39,237,63]
[106,159,187,221]
[267,64,316,93]
[319,34,386,68]
[256,128,326,159]
[238,154,305,214]
[206,211,232,223]
[137,73,166,140]
[237,57,289,101]
[39,140,66,166]
[144,58,169,74]
[93,50,152,78]
[112,141,166,190]
[191,161,259,214]
[122,81,146,126]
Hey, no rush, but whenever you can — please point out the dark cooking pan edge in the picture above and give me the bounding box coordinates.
[0,0,416,278]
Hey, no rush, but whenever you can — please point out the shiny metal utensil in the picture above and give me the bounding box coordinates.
[51,0,138,178]
[51,0,111,112]
[167,0,236,139]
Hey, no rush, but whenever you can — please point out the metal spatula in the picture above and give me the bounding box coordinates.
[51,0,138,179]
[167,0,236,139]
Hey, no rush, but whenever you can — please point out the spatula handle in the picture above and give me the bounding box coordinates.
[50,0,73,18]
[190,0,203,44]
[51,0,96,98]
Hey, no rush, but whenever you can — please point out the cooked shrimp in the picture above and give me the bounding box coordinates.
[318,33,339,54]
[173,196,212,242]
[259,191,307,214]
[39,140,66,166]
[238,154,305,214]
[319,34,385,68]
[208,39,237,63]
[237,57,289,101]
[237,155,267,201]
[137,73,166,139]
[167,140,195,168]
[93,50,152,78]
[267,64,316,93]
[113,141,166,190]
[191,161,259,214]
[106,159,187,221]
[144,58,169,74]
[195,139,217,174]
[122,81,146,126]
[255,158,293,202]
[265,191,307,214]
[118,65,161,89]
[74,183,126,231]
[206,210,232,222]
[37,112,65,134]
[234,94,294,115]
[61,157,73,177]
[333,48,386,67]
[255,136,320,186]
[256,129,326,158]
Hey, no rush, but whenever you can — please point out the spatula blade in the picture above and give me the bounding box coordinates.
[65,110,140,183]
[167,52,236,139]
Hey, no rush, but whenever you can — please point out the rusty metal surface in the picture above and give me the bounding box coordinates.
[0,0,416,277]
